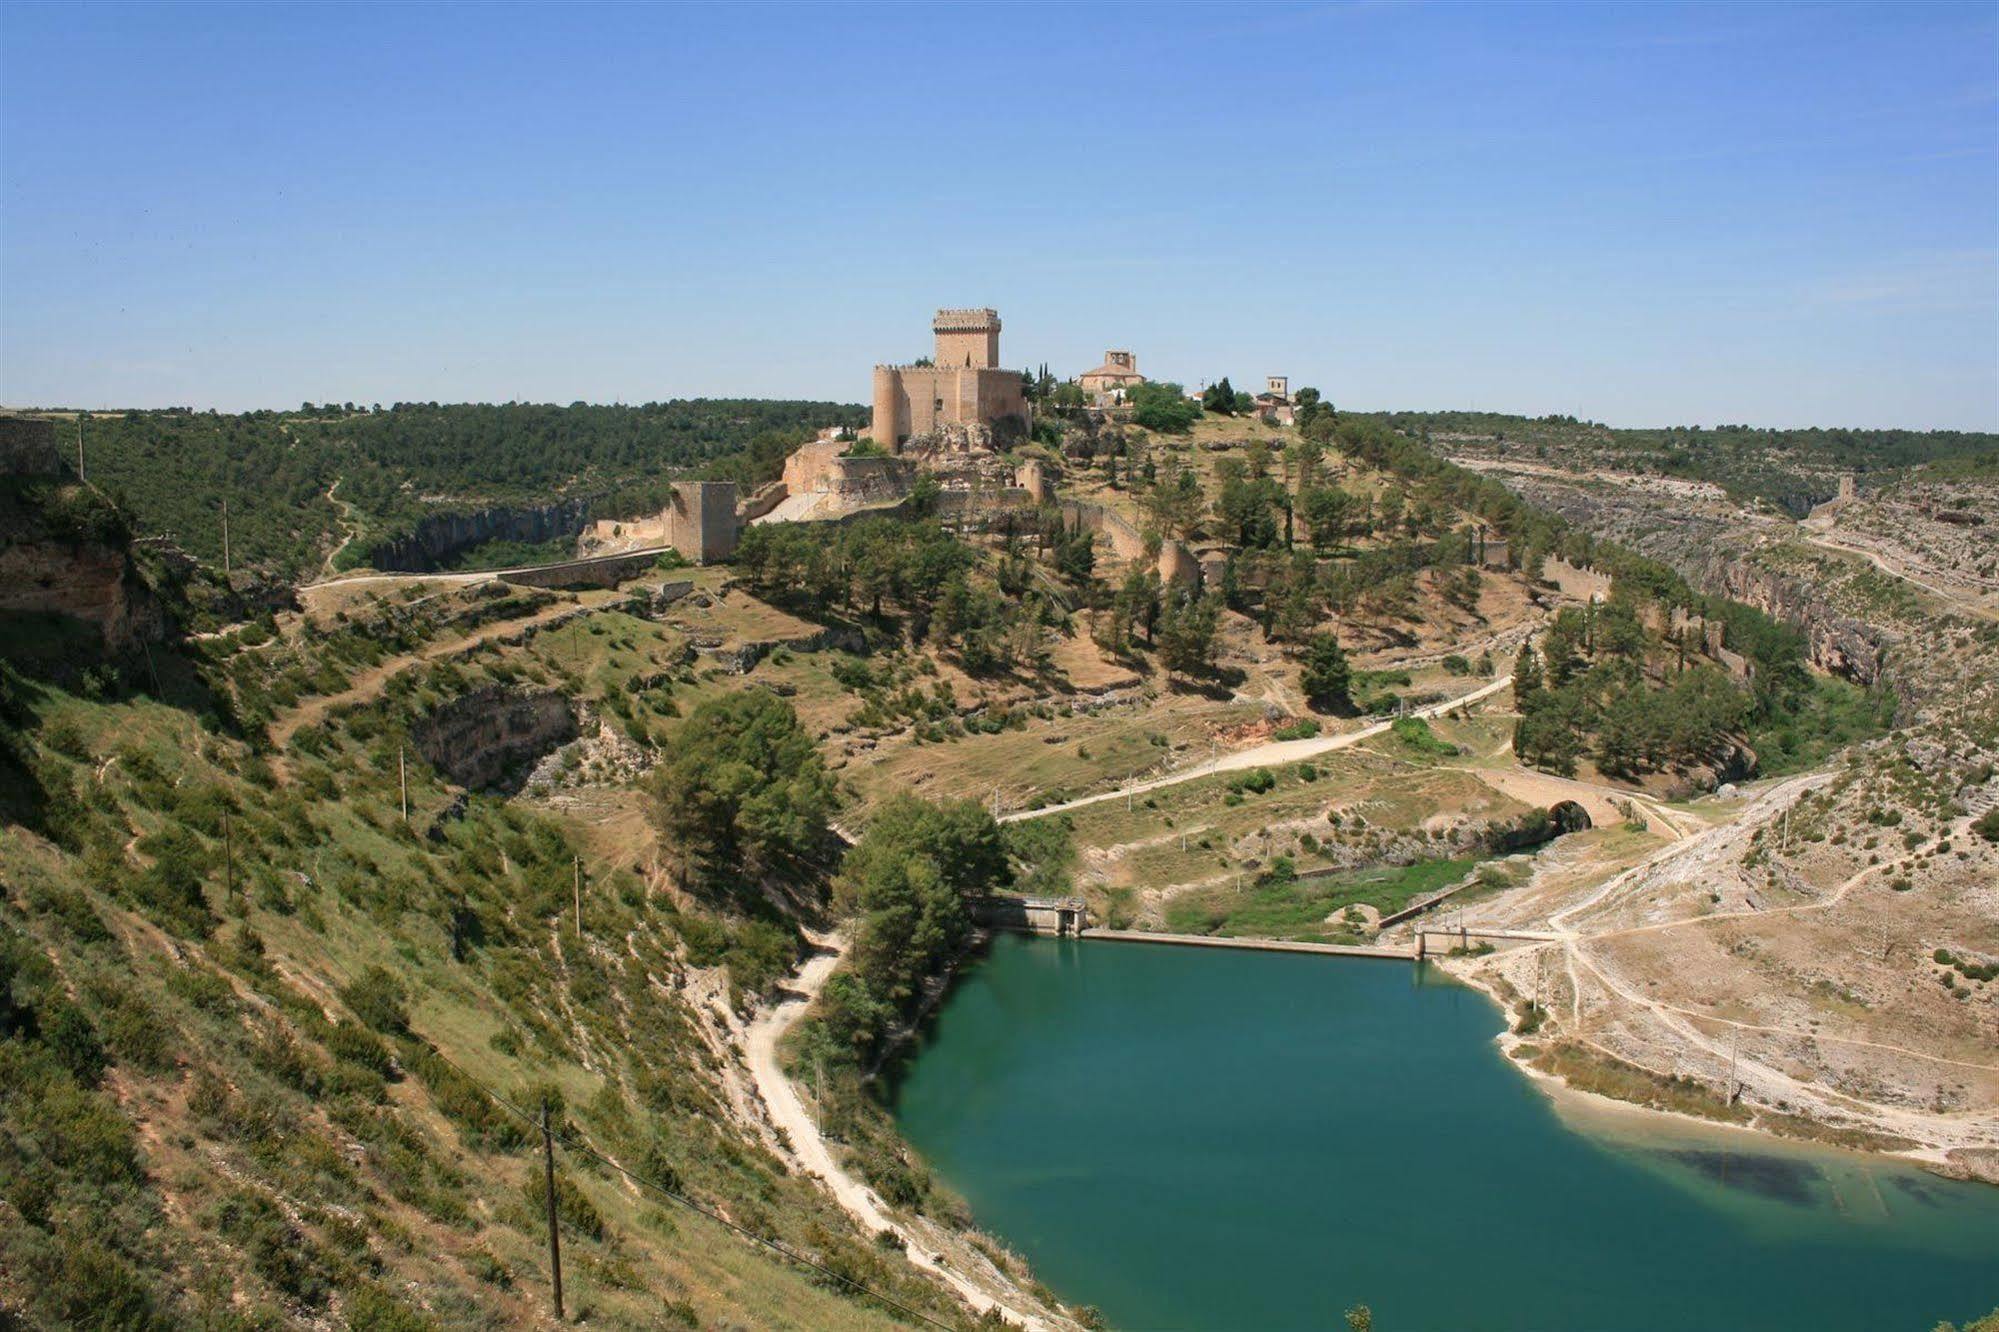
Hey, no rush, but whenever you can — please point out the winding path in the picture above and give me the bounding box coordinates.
[742,935,1053,1330]
[1000,674,1514,823]
[1796,531,1999,623]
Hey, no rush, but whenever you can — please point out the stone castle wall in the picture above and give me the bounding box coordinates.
[870,364,1026,446]
[664,481,738,564]
[782,439,917,504]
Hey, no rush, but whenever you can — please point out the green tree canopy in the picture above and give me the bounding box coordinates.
[647,690,837,890]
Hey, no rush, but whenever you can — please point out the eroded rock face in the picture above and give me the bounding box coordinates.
[367,498,595,572]
[1474,471,1895,688]
[414,687,576,792]
[0,529,164,651]
[1693,551,1890,685]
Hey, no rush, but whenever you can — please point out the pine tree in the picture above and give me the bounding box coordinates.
[1301,633,1353,712]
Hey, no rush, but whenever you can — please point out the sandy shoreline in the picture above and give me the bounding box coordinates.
[1439,958,1998,1186]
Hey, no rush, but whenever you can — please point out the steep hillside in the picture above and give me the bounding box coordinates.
[17,401,864,587]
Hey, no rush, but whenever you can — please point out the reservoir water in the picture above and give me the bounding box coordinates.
[891,935,1999,1331]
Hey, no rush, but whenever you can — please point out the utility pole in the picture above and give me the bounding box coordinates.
[541,1103,564,1321]
[1727,1024,1740,1105]
[398,745,409,823]
[572,855,583,936]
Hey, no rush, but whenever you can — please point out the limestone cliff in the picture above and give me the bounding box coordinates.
[0,423,165,653]
[412,686,576,791]
[367,496,597,571]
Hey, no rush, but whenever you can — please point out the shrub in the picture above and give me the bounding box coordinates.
[1226,769,1276,796]
[522,1170,604,1241]
[340,967,410,1034]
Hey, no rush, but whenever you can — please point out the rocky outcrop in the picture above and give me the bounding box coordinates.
[0,535,164,651]
[368,497,597,572]
[1692,550,1890,685]
[1475,472,1893,686]
[693,624,867,674]
[413,686,576,792]
[0,461,164,653]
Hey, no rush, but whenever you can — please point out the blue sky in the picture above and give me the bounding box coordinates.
[3,1,1994,428]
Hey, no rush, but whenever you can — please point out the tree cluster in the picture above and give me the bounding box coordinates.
[813,796,1010,1067]
[646,690,838,894]
[1511,603,1750,779]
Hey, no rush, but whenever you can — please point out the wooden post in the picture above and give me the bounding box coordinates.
[1727,1024,1740,1105]
[572,856,582,936]
[542,1103,564,1321]
[398,745,408,823]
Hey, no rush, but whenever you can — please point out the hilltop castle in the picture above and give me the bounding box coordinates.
[870,308,1027,448]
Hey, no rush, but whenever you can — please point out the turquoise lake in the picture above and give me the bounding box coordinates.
[891,934,1999,1331]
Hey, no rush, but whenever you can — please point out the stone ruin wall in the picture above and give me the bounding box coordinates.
[782,439,915,503]
[1057,498,1199,585]
[663,481,738,564]
[576,481,739,564]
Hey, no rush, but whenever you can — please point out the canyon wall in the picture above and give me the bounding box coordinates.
[367,497,597,572]
[0,537,164,651]
[413,686,576,791]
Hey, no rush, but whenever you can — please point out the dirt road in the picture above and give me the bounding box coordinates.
[742,934,1055,1330]
[1002,675,1513,823]
[1797,531,1999,622]
[267,594,611,747]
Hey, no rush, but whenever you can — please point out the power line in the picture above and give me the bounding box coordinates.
[412,1038,960,1331]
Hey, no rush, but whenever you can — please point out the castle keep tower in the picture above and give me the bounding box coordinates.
[870,307,1027,449]
[932,307,1001,369]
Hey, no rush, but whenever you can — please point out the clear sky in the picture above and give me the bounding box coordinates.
[3,1,1995,428]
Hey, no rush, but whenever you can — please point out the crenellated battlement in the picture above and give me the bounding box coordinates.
[931,307,1001,332]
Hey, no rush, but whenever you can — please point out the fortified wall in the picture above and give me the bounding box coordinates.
[575,481,740,565]
[870,309,1027,449]
[781,438,916,504]
[1057,498,1200,586]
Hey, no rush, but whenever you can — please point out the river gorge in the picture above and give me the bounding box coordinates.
[891,936,1999,1331]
